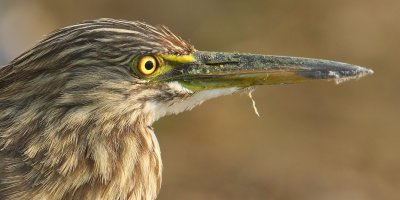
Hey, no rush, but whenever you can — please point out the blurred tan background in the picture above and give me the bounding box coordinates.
[0,0,399,199]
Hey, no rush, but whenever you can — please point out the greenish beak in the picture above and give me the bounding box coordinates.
[156,51,373,91]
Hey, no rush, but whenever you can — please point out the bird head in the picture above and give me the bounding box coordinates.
[1,18,373,128]
[0,18,373,199]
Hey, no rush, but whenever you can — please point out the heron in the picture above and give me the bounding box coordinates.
[0,18,372,200]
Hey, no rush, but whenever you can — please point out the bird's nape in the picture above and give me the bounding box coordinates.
[0,18,373,200]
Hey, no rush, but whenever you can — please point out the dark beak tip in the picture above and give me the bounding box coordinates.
[327,65,374,84]
[354,65,374,77]
[365,68,374,75]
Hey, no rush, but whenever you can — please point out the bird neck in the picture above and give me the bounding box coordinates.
[0,111,162,200]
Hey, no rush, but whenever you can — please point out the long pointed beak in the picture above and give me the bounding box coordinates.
[156,51,373,91]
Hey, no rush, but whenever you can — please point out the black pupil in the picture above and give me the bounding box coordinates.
[144,60,154,70]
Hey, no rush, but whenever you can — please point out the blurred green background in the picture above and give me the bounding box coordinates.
[0,0,398,199]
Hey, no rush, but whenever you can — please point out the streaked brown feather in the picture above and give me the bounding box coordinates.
[0,18,191,200]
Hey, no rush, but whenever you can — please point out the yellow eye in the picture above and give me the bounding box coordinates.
[137,56,158,75]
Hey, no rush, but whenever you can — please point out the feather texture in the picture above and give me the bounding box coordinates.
[0,18,194,200]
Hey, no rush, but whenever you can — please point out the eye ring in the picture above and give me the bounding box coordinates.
[137,56,158,75]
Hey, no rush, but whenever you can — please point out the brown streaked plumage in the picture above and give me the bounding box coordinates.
[0,18,194,200]
[0,18,373,200]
